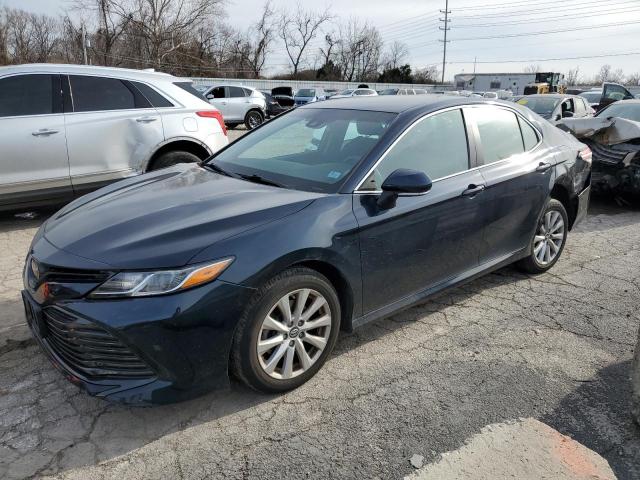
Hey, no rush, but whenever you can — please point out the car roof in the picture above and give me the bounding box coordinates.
[523,94,579,99]
[302,95,506,113]
[0,63,187,82]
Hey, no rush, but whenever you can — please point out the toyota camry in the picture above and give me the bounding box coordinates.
[22,96,592,404]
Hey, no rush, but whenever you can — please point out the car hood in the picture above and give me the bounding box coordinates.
[42,164,321,269]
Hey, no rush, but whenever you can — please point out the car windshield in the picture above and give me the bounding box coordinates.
[596,102,640,121]
[297,89,316,97]
[516,96,560,116]
[580,92,601,103]
[339,89,354,95]
[208,108,396,193]
[380,89,398,95]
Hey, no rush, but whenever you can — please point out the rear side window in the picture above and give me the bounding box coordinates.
[467,107,524,163]
[518,117,539,151]
[0,74,56,117]
[131,81,174,107]
[70,75,135,112]
[228,86,246,98]
[363,109,469,189]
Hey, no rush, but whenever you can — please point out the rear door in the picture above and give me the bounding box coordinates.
[0,73,72,206]
[64,74,164,194]
[465,105,553,264]
[226,86,250,121]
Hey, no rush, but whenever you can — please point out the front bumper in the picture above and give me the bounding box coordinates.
[22,278,254,405]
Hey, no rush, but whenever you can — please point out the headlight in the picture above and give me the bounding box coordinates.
[89,258,234,298]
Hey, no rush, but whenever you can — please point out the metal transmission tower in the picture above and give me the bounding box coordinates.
[439,0,451,84]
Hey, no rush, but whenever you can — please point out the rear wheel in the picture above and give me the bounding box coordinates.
[149,150,201,171]
[244,110,264,130]
[517,199,568,273]
[230,267,341,393]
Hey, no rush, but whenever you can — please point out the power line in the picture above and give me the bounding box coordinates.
[445,50,640,64]
[454,0,639,19]
[452,19,640,41]
[452,0,627,11]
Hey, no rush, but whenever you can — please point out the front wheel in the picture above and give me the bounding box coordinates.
[230,268,341,393]
[517,198,568,274]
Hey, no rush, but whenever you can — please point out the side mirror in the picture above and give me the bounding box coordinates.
[562,111,574,118]
[377,169,432,209]
[206,94,214,100]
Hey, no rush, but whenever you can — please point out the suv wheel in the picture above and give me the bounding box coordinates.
[244,110,264,130]
[517,199,568,273]
[230,267,341,393]
[149,151,201,171]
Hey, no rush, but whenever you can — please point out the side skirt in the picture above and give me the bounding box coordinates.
[350,248,528,330]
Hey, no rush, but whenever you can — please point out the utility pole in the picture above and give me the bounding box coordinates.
[439,0,451,84]
[81,24,88,65]
[473,56,477,74]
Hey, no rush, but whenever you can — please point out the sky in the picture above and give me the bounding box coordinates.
[3,0,640,83]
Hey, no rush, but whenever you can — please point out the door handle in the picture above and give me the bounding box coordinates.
[462,184,485,197]
[136,116,158,123]
[32,129,59,137]
[536,162,552,173]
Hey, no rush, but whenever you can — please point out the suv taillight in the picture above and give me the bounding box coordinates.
[197,110,227,136]
[579,146,592,164]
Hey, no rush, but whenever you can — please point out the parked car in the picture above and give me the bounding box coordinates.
[379,88,427,96]
[483,92,499,100]
[202,84,267,129]
[515,94,594,124]
[22,96,591,404]
[0,64,228,212]
[579,83,635,112]
[324,88,340,98]
[294,88,326,106]
[271,86,295,110]
[331,88,378,98]
[260,91,290,118]
[558,99,640,199]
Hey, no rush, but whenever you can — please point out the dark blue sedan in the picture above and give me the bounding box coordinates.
[22,96,592,404]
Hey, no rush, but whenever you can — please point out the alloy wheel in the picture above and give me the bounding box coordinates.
[247,112,263,129]
[533,210,565,266]
[256,289,332,380]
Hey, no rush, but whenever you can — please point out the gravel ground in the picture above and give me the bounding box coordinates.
[1,190,639,479]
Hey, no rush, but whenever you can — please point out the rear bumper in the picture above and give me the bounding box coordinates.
[23,278,255,405]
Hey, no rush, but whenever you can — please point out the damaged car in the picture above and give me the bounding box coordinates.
[558,100,640,200]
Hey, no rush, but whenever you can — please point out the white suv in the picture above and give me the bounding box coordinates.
[0,64,228,211]
[203,85,267,130]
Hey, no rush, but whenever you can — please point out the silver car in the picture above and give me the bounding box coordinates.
[203,85,267,130]
[0,64,228,211]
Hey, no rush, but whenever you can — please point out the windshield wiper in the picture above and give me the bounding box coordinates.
[237,173,284,188]
[203,162,237,178]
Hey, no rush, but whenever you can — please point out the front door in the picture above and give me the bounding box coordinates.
[208,86,231,119]
[353,108,486,314]
[226,86,250,121]
[599,83,634,111]
[0,74,72,207]
[64,75,164,194]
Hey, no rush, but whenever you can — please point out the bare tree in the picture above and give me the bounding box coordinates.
[241,0,275,78]
[523,64,542,74]
[382,40,408,70]
[595,64,612,84]
[413,65,439,84]
[627,72,640,86]
[279,3,332,76]
[0,9,8,64]
[566,67,580,86]
[30,13,60,62]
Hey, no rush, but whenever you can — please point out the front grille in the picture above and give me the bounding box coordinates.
[42,307,154,380]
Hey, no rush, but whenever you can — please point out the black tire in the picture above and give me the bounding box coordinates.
[226,123,239,130]
[149,150,201,171]
[244,110,264,130]
[517,198,569,274]
[230,267,341,393]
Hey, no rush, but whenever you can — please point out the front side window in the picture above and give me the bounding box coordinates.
[360,109,469,191]
[596,102,640,122]
[70,75,135,112]
[210,108,396,192]
[209,87,226,99]
[0,74,55,117]
[466,107,525,163]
